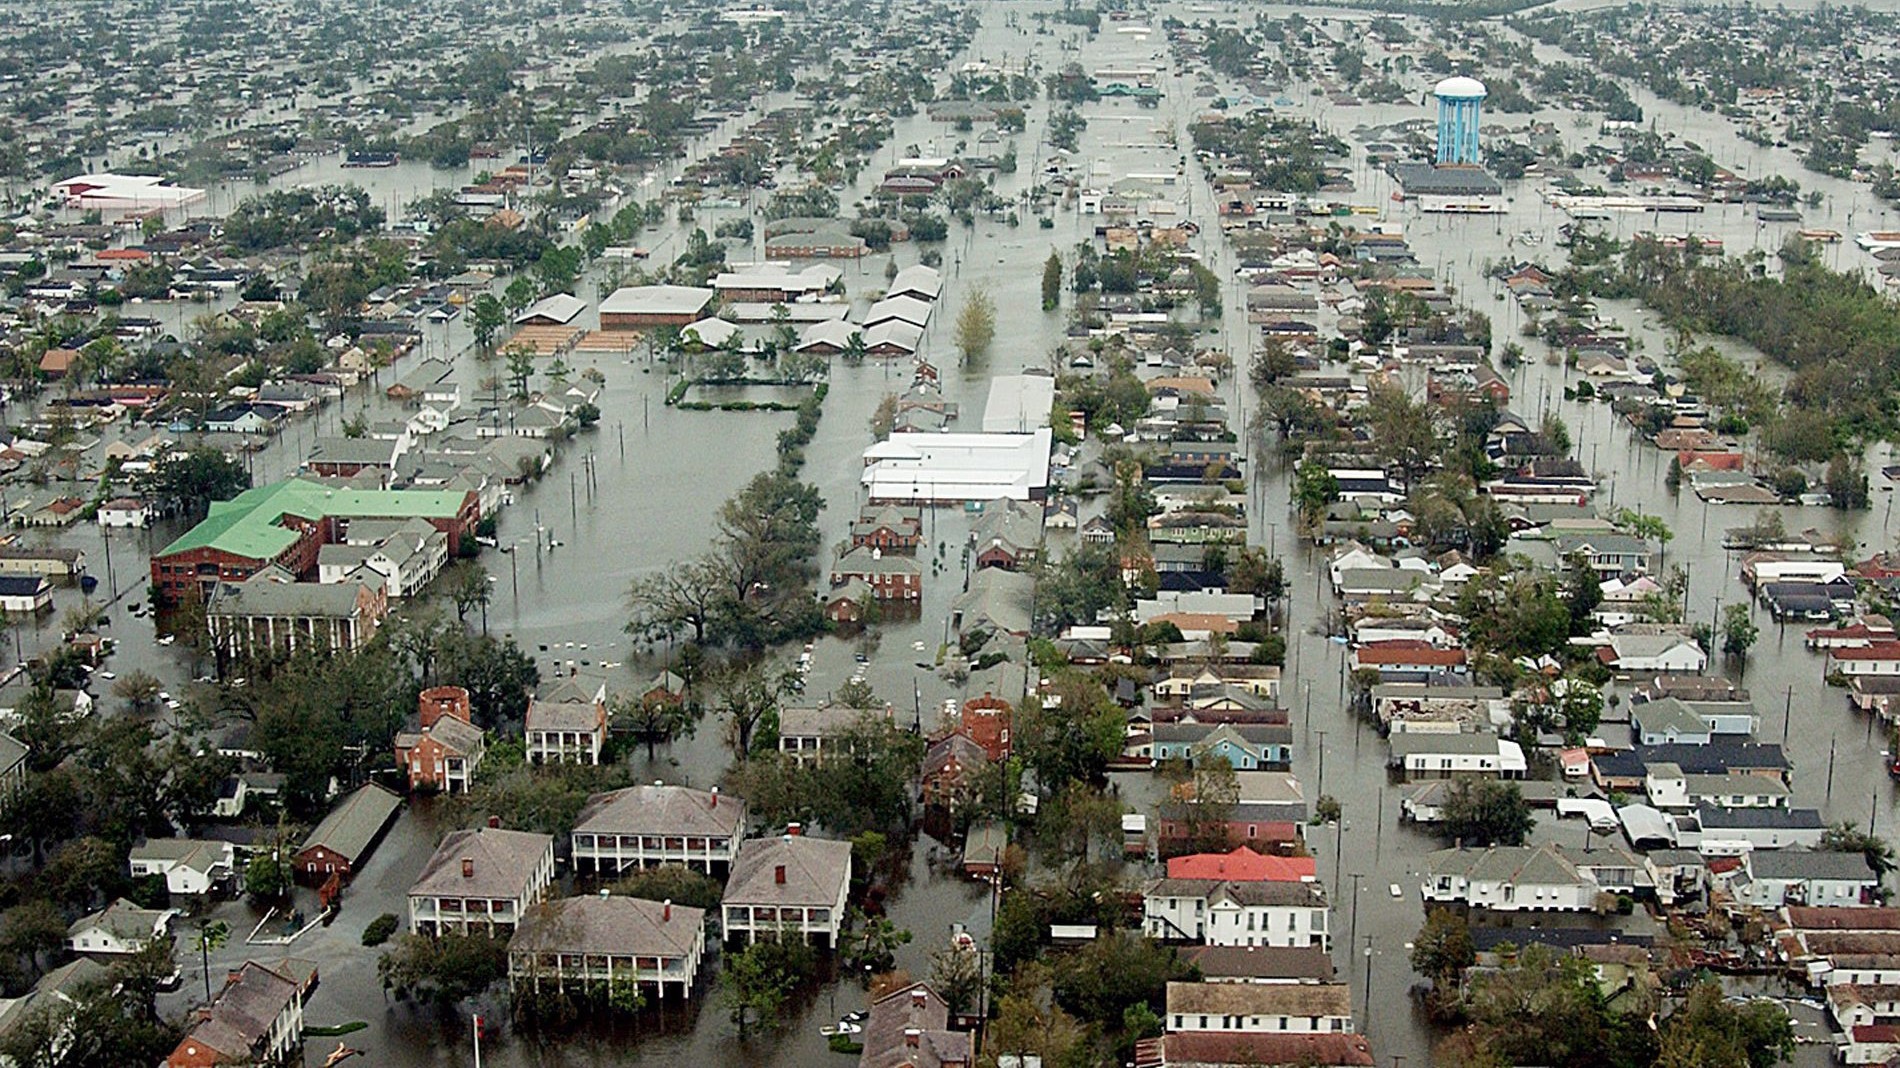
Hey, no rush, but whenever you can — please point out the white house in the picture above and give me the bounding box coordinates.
[1645,762,1690,809]
[1600,633,1708,674]
[96,497,152,528]
[1143,878,1330,950]
[722,834,852,947]
[66,899,173,956]
[1421,843,1643,912]
[1732,851,1877,908]
[1387,732,1526,781]
[407,827,556,936]
[1164,980,1354,1034]
[571,784,746,875]
[128,838,234,896]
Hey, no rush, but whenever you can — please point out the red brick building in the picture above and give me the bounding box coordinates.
[959,693,1012,762]
[151,479,478,603]
[394,686,485,794]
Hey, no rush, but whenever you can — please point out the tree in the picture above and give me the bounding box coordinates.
[1657,980,1793,1068]
[626,556,730,646]
[502,275,537,314]
[610,690,699,761]
[930,940,984,1017]
[1440,778,1535,846]
[1410,907,1475,991]
[989,967,1086,1068]
[1041,251,1063,311]
[504,344,536,398]
[1159,758,1240,854]
[1051,929,1191,1026]
[714,661,795,756]
[1366,383,1440,487]
[954,288,996,365]
[720,930,815,1035]
[192,920,230,1001]
[1293,461,1338,527]
[1615,508,1675,559]
[112,670,163,713]
[469,294,507,353]
[1820,821,1896,877]
[608,863,724,911]
[378,931,510,1003]
[842,911,912,977]
[1826,454,1872,510]
[1721,602,1759,661]
[244,849,292,902]
[1014,674,1124,790]
[138,446,251,522]
[0,901,70,981]
[446,561,492,631]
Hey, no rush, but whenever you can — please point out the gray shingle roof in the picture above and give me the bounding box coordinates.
[725,835,851,909]
[298,782,401,862]
[574,784,745,839]
[409,827,551,900]
[509,895,703,959]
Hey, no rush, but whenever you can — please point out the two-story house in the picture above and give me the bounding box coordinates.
[165,961,306,1068]
[1421,843,1643,912]
[524,677,608,765]
[1164,980,1354,1034]
[508,895,706,1001]
[571,784,746,876]
[1387,732,1526,781]
[407,826,556,935]
[722,832,852,948]
[1143,878,1330,950]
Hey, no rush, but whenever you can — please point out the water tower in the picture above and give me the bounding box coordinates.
[1433,76,1487,165]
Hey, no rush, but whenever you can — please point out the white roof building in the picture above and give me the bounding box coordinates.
[862,430,1053,504]
[53,173,206,209]
[982,374,1057,433]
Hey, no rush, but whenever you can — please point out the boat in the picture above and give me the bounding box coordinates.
[819,1021,863,1037]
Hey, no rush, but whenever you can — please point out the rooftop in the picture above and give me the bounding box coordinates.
[158,478,472,562]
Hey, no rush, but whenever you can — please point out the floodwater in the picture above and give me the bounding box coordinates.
[46,1,1900,1065]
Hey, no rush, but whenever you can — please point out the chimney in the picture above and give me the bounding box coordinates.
[461,858,474,878]
[710,786,719,808]
[599,888,611,898]
[786,822,802,836]
[911,989,928,1009]
[903,1028,922,1048]
[663,899,672,922]
[488,814,500,829]
[774,864,786,885]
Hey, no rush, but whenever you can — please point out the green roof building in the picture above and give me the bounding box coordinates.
[151,478,478,603]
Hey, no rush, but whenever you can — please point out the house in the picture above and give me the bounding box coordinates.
[831,546,923,601]
[1387,732,1526,780]
[1598,633,1708,674]
[316,518,447,597]
[164,960,305,1068]
[1163,981,1354,1034]
[1155,770,1308,856]
[1348,640,1466,680]
[0,546,85,583]
[949,567,1036,637]
[1371,684,1507,734]
[0,575,50,615]
[1135,1033,1374,1068]
[851,504,924,554]
[304,436,407,481]
[922,733,990,810]
[1631,698,1712,746]
[67,898,172,956]
[1829,643,1900,678]
[970,498,1044,570]
[1694,805,1826,851]
[294,782,401,884]
[722,832,853,947]
[508,895,706,1000]
[1554,533,1653,577]
[394,685,485,794]
[779,704,862,766]
[408,826,556,935]
[572,784,746,875]
[1732,851,1878,908]
[206,572,388,658]
[524,677,608,765]
[97,497,152,528]
[129,838,236,896]
[1150,722,1293,771]
[858,982,970,1068]
[1421,843,1644,911]
[0,959,108,1065]
[1143,877,1330,949]
[825,580,874,624]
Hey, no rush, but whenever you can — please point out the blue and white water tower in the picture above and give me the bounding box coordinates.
[1434,76,1487,165]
